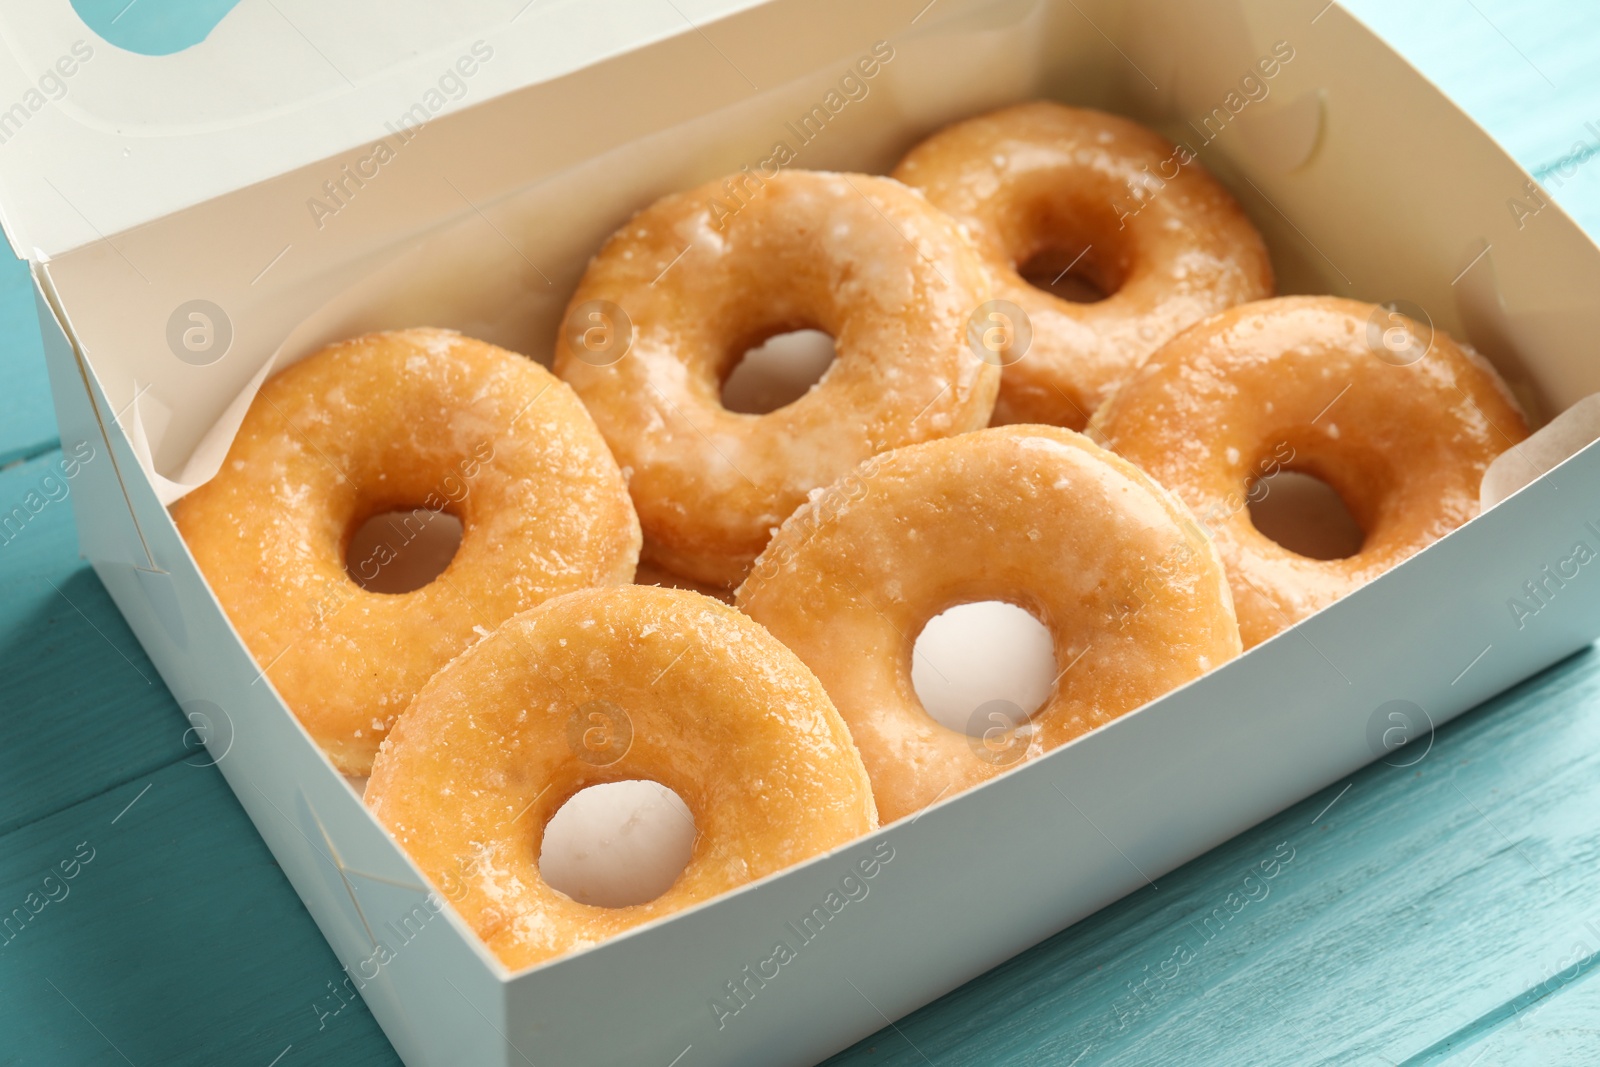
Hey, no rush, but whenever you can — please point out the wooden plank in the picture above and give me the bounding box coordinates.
[1433,965,1600,1064]
[0,451,192,836]
[0,761,401,1066]
[0,255,57,468]
[822,647,1600,1065]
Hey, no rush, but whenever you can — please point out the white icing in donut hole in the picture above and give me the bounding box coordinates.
[538,780,697,909]
[345,508,463,593]
[910,601,1058,736]
[720,328,837,415]
[1247,470,1364,561]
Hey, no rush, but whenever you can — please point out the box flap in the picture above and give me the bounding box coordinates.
[0,0,768,259]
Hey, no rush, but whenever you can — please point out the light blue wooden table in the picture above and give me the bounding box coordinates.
[3,3,1599,1064]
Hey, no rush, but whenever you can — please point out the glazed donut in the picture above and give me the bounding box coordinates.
[366,584,877,969]
[173,329,641,775]
[555,168,997,588]
[632,558,732,604]
[1089,296,1530,648]
[736,425,1241,823]
[893,101,1274,429]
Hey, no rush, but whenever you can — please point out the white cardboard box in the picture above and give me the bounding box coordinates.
[9,0,1600,1064]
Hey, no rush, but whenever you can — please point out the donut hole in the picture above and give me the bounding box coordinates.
[539,780,696,908]
[345,509,463,594]
[1018,243,1117,304]
[911,601,1058,735]
[721,328,836,414]
[1247,471,1365,560]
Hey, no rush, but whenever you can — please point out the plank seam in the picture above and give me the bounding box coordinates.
[0,437,62,472]
[0,748,196,845]
[1396,935,1600,1065]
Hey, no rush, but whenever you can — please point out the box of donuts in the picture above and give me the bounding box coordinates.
[9,0,1600,1063]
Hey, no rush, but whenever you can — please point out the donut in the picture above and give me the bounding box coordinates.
[1088,296,1530,648]
[632,558,732,604]
[555,168,998,588]
[736,425,1241,823]
[365,584,877,969]
[173,329,641,775]
[892,101,1274,429]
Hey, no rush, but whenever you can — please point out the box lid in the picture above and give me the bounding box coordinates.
[0,0,766,259]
